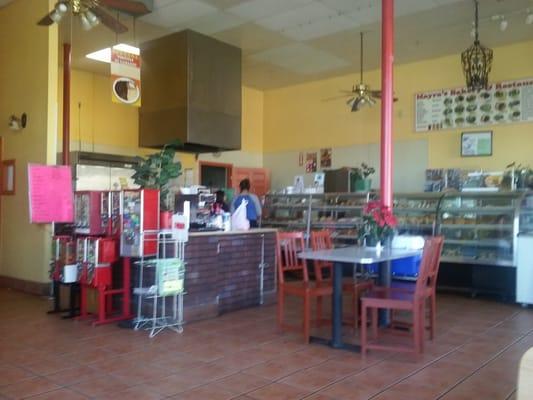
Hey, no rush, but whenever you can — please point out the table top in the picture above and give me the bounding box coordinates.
[298,246,421,264]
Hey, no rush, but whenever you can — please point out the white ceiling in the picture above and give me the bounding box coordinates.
[53,0,533,89]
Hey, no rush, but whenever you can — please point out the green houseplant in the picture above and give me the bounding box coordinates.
[351,162,375,192]
[132,141,182,217]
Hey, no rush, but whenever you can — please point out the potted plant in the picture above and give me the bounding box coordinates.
[351,162,375,192]
[502,162,533,190]
[358,201,397,248]
[132,141,182,228]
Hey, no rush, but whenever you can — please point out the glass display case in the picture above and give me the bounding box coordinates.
[437,192,523,267]
[393,193,443,236]
[262,192,376,243]
[262,193,313,231]
[519,192,533,234]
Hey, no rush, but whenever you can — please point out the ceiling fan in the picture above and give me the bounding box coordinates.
[340,32,398,112]
[37,0,152,34]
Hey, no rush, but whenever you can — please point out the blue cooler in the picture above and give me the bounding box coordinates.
[391,254,422,279]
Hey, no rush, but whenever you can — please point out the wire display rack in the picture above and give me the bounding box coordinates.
[133,231,186,337]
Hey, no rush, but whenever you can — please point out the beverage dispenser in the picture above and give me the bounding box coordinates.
[120,189,159,257]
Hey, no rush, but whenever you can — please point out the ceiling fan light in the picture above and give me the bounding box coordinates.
[80,12,93,31]
[50,9,63,23]
[55,2,68,14]
[85,9,100,27]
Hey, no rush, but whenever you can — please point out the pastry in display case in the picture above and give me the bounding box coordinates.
[438,192,523,267]
[393,193,443,236]
[262,192,376,243]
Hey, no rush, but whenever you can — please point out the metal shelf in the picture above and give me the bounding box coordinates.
[269,204,309,209]
[441,255,514,267]
[397,223,434,229]
[262,220,306,227]
[440,224,514,230]
[312,221,360,228]
[394,207,438,213]
[440,206,515,213]
[444,238,512,248]
[311,205,363,211]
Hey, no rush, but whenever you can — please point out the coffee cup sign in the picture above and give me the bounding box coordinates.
[111,48,141,107]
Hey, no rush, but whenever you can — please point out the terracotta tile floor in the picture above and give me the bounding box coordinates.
[1,288,532,399]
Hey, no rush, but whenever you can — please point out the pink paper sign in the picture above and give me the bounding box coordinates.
[28,164,74,223]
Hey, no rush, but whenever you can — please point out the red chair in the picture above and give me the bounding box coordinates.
[310,230,373,330]
[390,236,444,340]
[360,237,440,357]
[276,231,333,344]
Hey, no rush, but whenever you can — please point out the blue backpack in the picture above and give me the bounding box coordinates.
[234,195,258,221]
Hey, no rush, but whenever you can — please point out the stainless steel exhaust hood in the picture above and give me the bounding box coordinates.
[139,30,242,152]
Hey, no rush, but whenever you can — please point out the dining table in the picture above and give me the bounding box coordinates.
[298,245,422,351]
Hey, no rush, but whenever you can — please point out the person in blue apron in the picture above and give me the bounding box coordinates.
[231,178,262,228]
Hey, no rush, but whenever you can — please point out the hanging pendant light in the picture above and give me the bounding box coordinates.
[461,0,493,91]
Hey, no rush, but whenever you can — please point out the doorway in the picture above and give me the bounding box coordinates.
[199,161,233,190]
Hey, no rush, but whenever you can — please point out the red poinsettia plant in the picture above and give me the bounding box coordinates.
[359,201,398,245]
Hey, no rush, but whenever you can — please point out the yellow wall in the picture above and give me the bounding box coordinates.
[0,0,58,283]
[242,87,264,153]
[263,39,533,171]
[59,69,264,174]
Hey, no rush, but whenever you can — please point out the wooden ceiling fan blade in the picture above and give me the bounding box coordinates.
[369,89,399,102]
[92,6,129,33]
[98,0,152,16]
[321,94,353,102]
[37,13,54,26]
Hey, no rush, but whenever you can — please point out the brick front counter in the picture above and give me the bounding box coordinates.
[132,229,277,322]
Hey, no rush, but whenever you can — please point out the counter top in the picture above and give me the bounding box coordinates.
[188,228,278,237]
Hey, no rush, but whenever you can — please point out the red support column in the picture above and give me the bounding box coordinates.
[62,43,71,166]
[380,0,394,209]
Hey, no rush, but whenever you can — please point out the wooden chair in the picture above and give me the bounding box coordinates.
[276,231,333,344]
[389,236,444,339]
[310,230,373,330]
[360,237,440,358]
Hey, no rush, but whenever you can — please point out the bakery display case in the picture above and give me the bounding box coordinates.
[262,192,376,243]
[519,192,533,234]
[393,193,443,236]
[313,193,376,242]
[438,191,523,267]
[262,193,313,231]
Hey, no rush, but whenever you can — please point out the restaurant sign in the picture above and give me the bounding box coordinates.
[111,48,141,107]
[415,77,533,132]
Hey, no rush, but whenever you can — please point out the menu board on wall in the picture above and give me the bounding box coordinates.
[28,164,74,223]
[415,77,533,132]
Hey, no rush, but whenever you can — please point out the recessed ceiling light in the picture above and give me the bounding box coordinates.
[86,43,140,63]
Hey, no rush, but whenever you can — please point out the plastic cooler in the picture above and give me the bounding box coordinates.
[392,254,422,279]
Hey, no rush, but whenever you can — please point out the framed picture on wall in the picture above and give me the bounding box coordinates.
[461,131,493,157]
[1,159,15,195]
